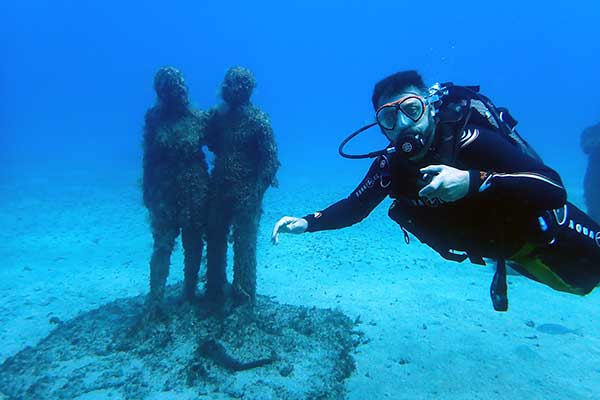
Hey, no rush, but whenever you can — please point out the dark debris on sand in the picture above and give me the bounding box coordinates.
[0,286,360,400]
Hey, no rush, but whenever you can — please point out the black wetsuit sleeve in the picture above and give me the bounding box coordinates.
[302,156,391,232]
[457,127,566,210]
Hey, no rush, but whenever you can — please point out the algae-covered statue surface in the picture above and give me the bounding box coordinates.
[142,66,210,305]
[205,66,280,304]
[581,122,600,222]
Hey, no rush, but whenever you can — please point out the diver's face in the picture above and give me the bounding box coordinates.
[376,86,436,149]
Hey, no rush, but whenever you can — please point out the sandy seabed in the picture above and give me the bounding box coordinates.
[0,162,599,399]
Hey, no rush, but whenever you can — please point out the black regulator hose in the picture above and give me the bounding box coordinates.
[338,122,394,159]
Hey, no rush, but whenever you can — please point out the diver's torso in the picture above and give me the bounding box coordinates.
[390,190,535,258]
[386,123,540,257]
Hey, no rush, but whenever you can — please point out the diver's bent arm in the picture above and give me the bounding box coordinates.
[459,127,566,210]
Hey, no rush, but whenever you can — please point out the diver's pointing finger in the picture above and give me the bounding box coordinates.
[420,165,443,175]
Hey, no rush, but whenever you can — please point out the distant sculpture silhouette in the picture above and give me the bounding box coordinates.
[581,122,600,223]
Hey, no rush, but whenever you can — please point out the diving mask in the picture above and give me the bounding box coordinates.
[339,84,445,159]
[375,94,427,131]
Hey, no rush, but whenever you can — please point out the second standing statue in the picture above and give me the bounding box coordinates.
[205,67,280,304]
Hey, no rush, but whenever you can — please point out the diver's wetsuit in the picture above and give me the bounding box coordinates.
[304,122,600,295]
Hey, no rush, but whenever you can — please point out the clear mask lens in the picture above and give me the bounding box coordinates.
[376,106,398,130]
[398,97,424,121]
[376,95,426,131]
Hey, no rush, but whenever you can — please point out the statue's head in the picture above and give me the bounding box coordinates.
[221,66,256,107]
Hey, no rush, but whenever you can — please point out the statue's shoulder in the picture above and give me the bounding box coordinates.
[188,108,210,127]
[245,105,271,131]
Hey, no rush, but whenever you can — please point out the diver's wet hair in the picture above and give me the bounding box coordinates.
[371,70,427,110]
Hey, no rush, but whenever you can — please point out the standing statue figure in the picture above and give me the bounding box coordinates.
[205,66,280,304]
[142,66,210,306]
[581,122,600,223]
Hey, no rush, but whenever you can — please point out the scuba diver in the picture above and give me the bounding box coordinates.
[142,66,210,309]
[271,70,600,311]
[581,122,600,223]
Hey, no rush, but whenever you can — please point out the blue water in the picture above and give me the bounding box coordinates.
[2,1,600,398]
[2,1,599,175]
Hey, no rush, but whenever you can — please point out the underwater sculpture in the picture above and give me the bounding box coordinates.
[205,66,280,304]
[581,122,600,223]
[142,66,210,307]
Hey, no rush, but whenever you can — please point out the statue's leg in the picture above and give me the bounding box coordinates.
[149,219,179,303]
[232,205,261,305]
[181,225,204,301]
[206,194,232,301]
